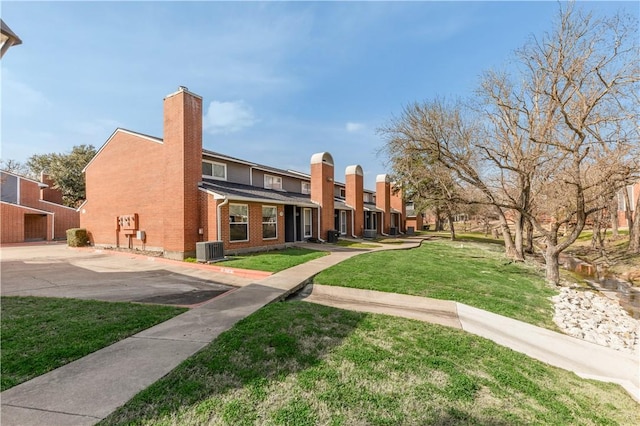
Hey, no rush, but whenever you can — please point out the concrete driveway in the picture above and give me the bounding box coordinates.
[0,243,254,306]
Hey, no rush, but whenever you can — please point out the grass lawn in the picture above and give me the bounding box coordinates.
[101,302,638,425]
[314,240,557,328]
[1,297,186,391]
[216,248,328,273]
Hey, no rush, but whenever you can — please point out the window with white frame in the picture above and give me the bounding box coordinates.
[264,174,283,190]
[301,181,311,194]
[229,204,248,241]
[303,208,312,238]
[340,188,346,198]
[202,161,227,180]
[262,206,277,239]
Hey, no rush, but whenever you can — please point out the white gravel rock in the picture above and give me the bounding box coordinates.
[552,287,639,353]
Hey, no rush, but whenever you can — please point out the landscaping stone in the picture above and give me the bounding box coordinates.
[552,287,639,353]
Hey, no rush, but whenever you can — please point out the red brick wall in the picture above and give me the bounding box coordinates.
[346,165,364,237]
[311,152,335,240]
[39,201,80,239]
[162,88,203,259]
[2,203,27,243]
[19,178,41,208]
[40,173,64,205]
[617,182,639,227]
[219,202,286,252]
[406,215,423,232]
[390,186,406,233]
[376,174,391,234]
[81,130,166,251]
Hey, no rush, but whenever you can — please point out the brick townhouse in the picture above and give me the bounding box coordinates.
[80,87,405,260]
[1,171,80,243]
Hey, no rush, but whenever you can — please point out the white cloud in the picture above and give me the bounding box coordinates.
[346,122,365,132]
[203,100,257,135]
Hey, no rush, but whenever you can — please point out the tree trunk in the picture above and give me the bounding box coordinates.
[628,192,640,253]
[610,199,619,238]
[514,211,526,261]
[447,212,456,240]
[591,210,604,250]
[544,244,561,285]
[623,187,633,230]
[525,218,534,254]
[494,206,518,259]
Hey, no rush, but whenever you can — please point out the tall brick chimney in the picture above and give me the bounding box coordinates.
[162,86,202,259]
[390,182,406,233]
[310,152,334,240]
[345,165,363,237]
[376,174,391,235]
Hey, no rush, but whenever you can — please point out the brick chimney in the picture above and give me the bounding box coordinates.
[310,152,334,240]
[345,165,363,237]
[162,86,202,259]
[390,182,406,233]
[376,174,391,234]
[39,172,64,205]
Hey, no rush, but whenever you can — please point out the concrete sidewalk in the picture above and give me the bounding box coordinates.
[300,284,640,402]
[0,242,418,426]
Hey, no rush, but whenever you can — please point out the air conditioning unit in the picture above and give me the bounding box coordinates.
[196,241,224,262]
[363,229,377,239]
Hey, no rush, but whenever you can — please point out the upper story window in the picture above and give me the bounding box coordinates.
[301,181,311,194]
[264,174,282,190]
[340,188,346,198]
[202,161,227,180]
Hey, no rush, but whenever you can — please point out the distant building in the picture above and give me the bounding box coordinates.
[1,171,79,243]
[618,181,639,228]
[80,87,405,259]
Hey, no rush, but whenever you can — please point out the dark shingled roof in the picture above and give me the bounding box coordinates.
[199,179,317,207]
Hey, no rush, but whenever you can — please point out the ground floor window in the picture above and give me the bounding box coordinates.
[340,211,347,235]
[229,204,248,241]
[303,208,312,238]
[262,206,277,239]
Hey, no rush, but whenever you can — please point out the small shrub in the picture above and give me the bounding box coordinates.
[66,228,89,247]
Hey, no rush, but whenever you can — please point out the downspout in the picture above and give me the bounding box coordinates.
[217,197,229,242]
[380,212,389,237]
[51,212,55,240]
[317,207,325,242]
[351,210,357,239]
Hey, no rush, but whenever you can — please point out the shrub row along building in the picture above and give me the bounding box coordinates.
[79,87,406,259]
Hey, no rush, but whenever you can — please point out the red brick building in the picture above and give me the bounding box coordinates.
[1,171,79,243]
[618,181,639,228]
[80,87,405,259]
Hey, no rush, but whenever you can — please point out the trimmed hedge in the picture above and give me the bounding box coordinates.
[66,228,89,247]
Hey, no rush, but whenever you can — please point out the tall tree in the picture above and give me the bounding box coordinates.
[26,144,97,208]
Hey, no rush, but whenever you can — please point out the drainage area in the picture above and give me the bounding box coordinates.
[561,254,640,319]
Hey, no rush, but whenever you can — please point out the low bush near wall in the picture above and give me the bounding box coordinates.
[66,228,89,247]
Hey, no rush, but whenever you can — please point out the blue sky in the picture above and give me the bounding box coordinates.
[1,1,636,189]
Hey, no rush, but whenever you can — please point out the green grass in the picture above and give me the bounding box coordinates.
[101,302,638,425]
[314,240,557,328]
[1,297,186,391]
[219,248,328,273]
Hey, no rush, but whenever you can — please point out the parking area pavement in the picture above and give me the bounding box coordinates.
[0,243,254,306]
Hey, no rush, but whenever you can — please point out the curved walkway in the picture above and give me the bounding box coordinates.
[1,239,638,426]
[299,284,640,402]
